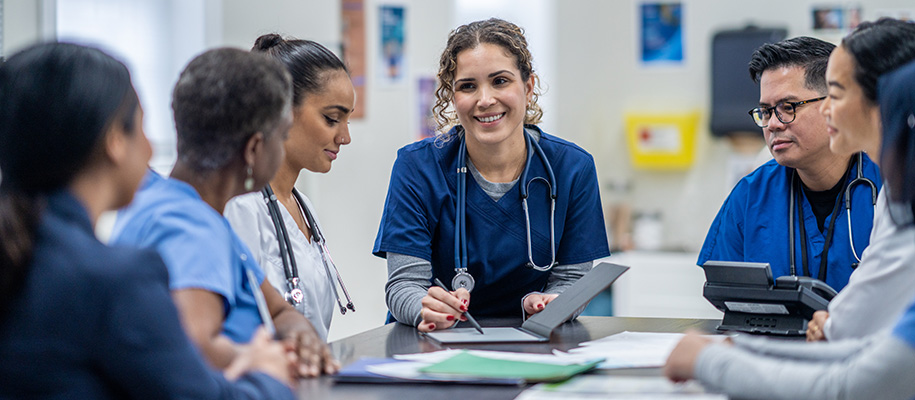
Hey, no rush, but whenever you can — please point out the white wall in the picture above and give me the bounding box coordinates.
[2,0,42,55]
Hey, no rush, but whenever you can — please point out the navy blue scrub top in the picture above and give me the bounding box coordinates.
[698,156,881,291]
[373,125,611,317]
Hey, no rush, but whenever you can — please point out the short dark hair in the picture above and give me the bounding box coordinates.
[252,34,348,107]
[171,48,292,171]
[748,36,836,93]
[842,18,915,105]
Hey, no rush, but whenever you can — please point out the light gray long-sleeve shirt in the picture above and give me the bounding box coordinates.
[694,333,915,400]
[824,188,915,340]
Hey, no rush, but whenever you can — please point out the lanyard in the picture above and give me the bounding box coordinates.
[789,163,852,280]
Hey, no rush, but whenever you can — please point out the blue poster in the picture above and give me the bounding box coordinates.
[379,5,405,84]
[640,2,683,65]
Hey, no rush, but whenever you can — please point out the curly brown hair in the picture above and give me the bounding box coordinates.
[432,18,543,136]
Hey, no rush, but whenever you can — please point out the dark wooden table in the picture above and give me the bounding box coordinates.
[296,316,720,399]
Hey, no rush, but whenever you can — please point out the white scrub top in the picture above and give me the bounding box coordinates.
[225,190,334,341]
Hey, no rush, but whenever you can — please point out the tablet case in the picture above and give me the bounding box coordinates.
[423,262,629,344]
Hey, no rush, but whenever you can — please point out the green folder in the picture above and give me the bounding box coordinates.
[417,351,602,383]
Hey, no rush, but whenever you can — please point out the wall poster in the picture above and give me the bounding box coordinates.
[342,0,366,119]
[639,2,683,66]
[378,5,406,85]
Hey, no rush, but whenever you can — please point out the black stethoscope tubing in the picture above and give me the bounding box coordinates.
[261,184,355,314]
[788,152,877,279]
[262,185,300,300]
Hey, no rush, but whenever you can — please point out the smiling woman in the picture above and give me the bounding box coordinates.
[373,18,611,332]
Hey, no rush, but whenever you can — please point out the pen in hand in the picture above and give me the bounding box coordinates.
[433,278,484,335]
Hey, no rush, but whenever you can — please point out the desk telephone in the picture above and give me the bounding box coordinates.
[702,261,837,336]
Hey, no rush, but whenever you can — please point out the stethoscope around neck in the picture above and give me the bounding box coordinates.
[451,128,558,293]
[261,184,355,314]
[787,152,878,280]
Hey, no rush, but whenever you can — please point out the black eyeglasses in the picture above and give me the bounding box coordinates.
[748,96,826,128]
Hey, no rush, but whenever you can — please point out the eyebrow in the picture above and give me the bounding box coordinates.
[828,80,846,90]
[759,96,799,107]
[324,105,352,114]
[454,69,516,84]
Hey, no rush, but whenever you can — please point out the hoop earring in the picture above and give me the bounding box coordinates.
[244,166,254,191]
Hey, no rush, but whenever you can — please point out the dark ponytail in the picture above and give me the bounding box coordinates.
[0,43,136,315]
[252,33,348,107]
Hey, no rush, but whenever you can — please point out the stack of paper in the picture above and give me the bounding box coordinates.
[564,331,685,369]
[563,331,724,369]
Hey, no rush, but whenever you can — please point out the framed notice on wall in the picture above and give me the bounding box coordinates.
[639,1,683,66]
[342,0,366,119]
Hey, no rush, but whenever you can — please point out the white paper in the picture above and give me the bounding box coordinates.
[565,331,725,369]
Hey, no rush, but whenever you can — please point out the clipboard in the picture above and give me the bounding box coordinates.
[423,262,629,344]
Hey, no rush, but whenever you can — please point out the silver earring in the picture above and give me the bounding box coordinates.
[244,166,254,191]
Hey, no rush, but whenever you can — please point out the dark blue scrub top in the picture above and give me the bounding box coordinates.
[374,125,611,317]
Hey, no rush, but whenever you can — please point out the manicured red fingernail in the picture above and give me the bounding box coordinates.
[429,324,436,330]
[446,315,455,321]
[537,304,544,309]
[462,299,468,305]
[460,315,467,321]
[460,305,467,311]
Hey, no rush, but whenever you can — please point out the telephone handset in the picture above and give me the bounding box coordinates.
[775,275,837,301]
[702,261,836,336]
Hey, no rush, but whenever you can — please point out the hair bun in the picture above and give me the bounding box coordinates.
[253,34,284,51]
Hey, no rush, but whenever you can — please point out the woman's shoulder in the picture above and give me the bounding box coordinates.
[537,128,596,162]
[396,134,455,158]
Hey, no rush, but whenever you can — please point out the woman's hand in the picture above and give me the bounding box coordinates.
[224,327,296,387]
[522,293,558,316]
[285,329,340,377]
[806,311,829,342]
[663,330,713,383]
[418,286,470,332]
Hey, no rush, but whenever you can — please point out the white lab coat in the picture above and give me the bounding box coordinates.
[225,190,334,341]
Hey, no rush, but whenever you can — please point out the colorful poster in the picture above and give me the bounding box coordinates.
[812,6,862,31]
[640,2,683,65]
[379,5,406,85]
[342,0,366,119]
[417,76,436,140]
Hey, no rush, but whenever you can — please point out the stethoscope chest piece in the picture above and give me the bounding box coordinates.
[285,287,304,305]
[452,268,475,292]
[284,277,305,305]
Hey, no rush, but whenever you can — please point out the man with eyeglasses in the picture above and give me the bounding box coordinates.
[698,37,881,293]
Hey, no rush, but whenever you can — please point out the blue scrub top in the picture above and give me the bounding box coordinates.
[373,125,611,318]
[698,156,881,291]
[111,170,267,343]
